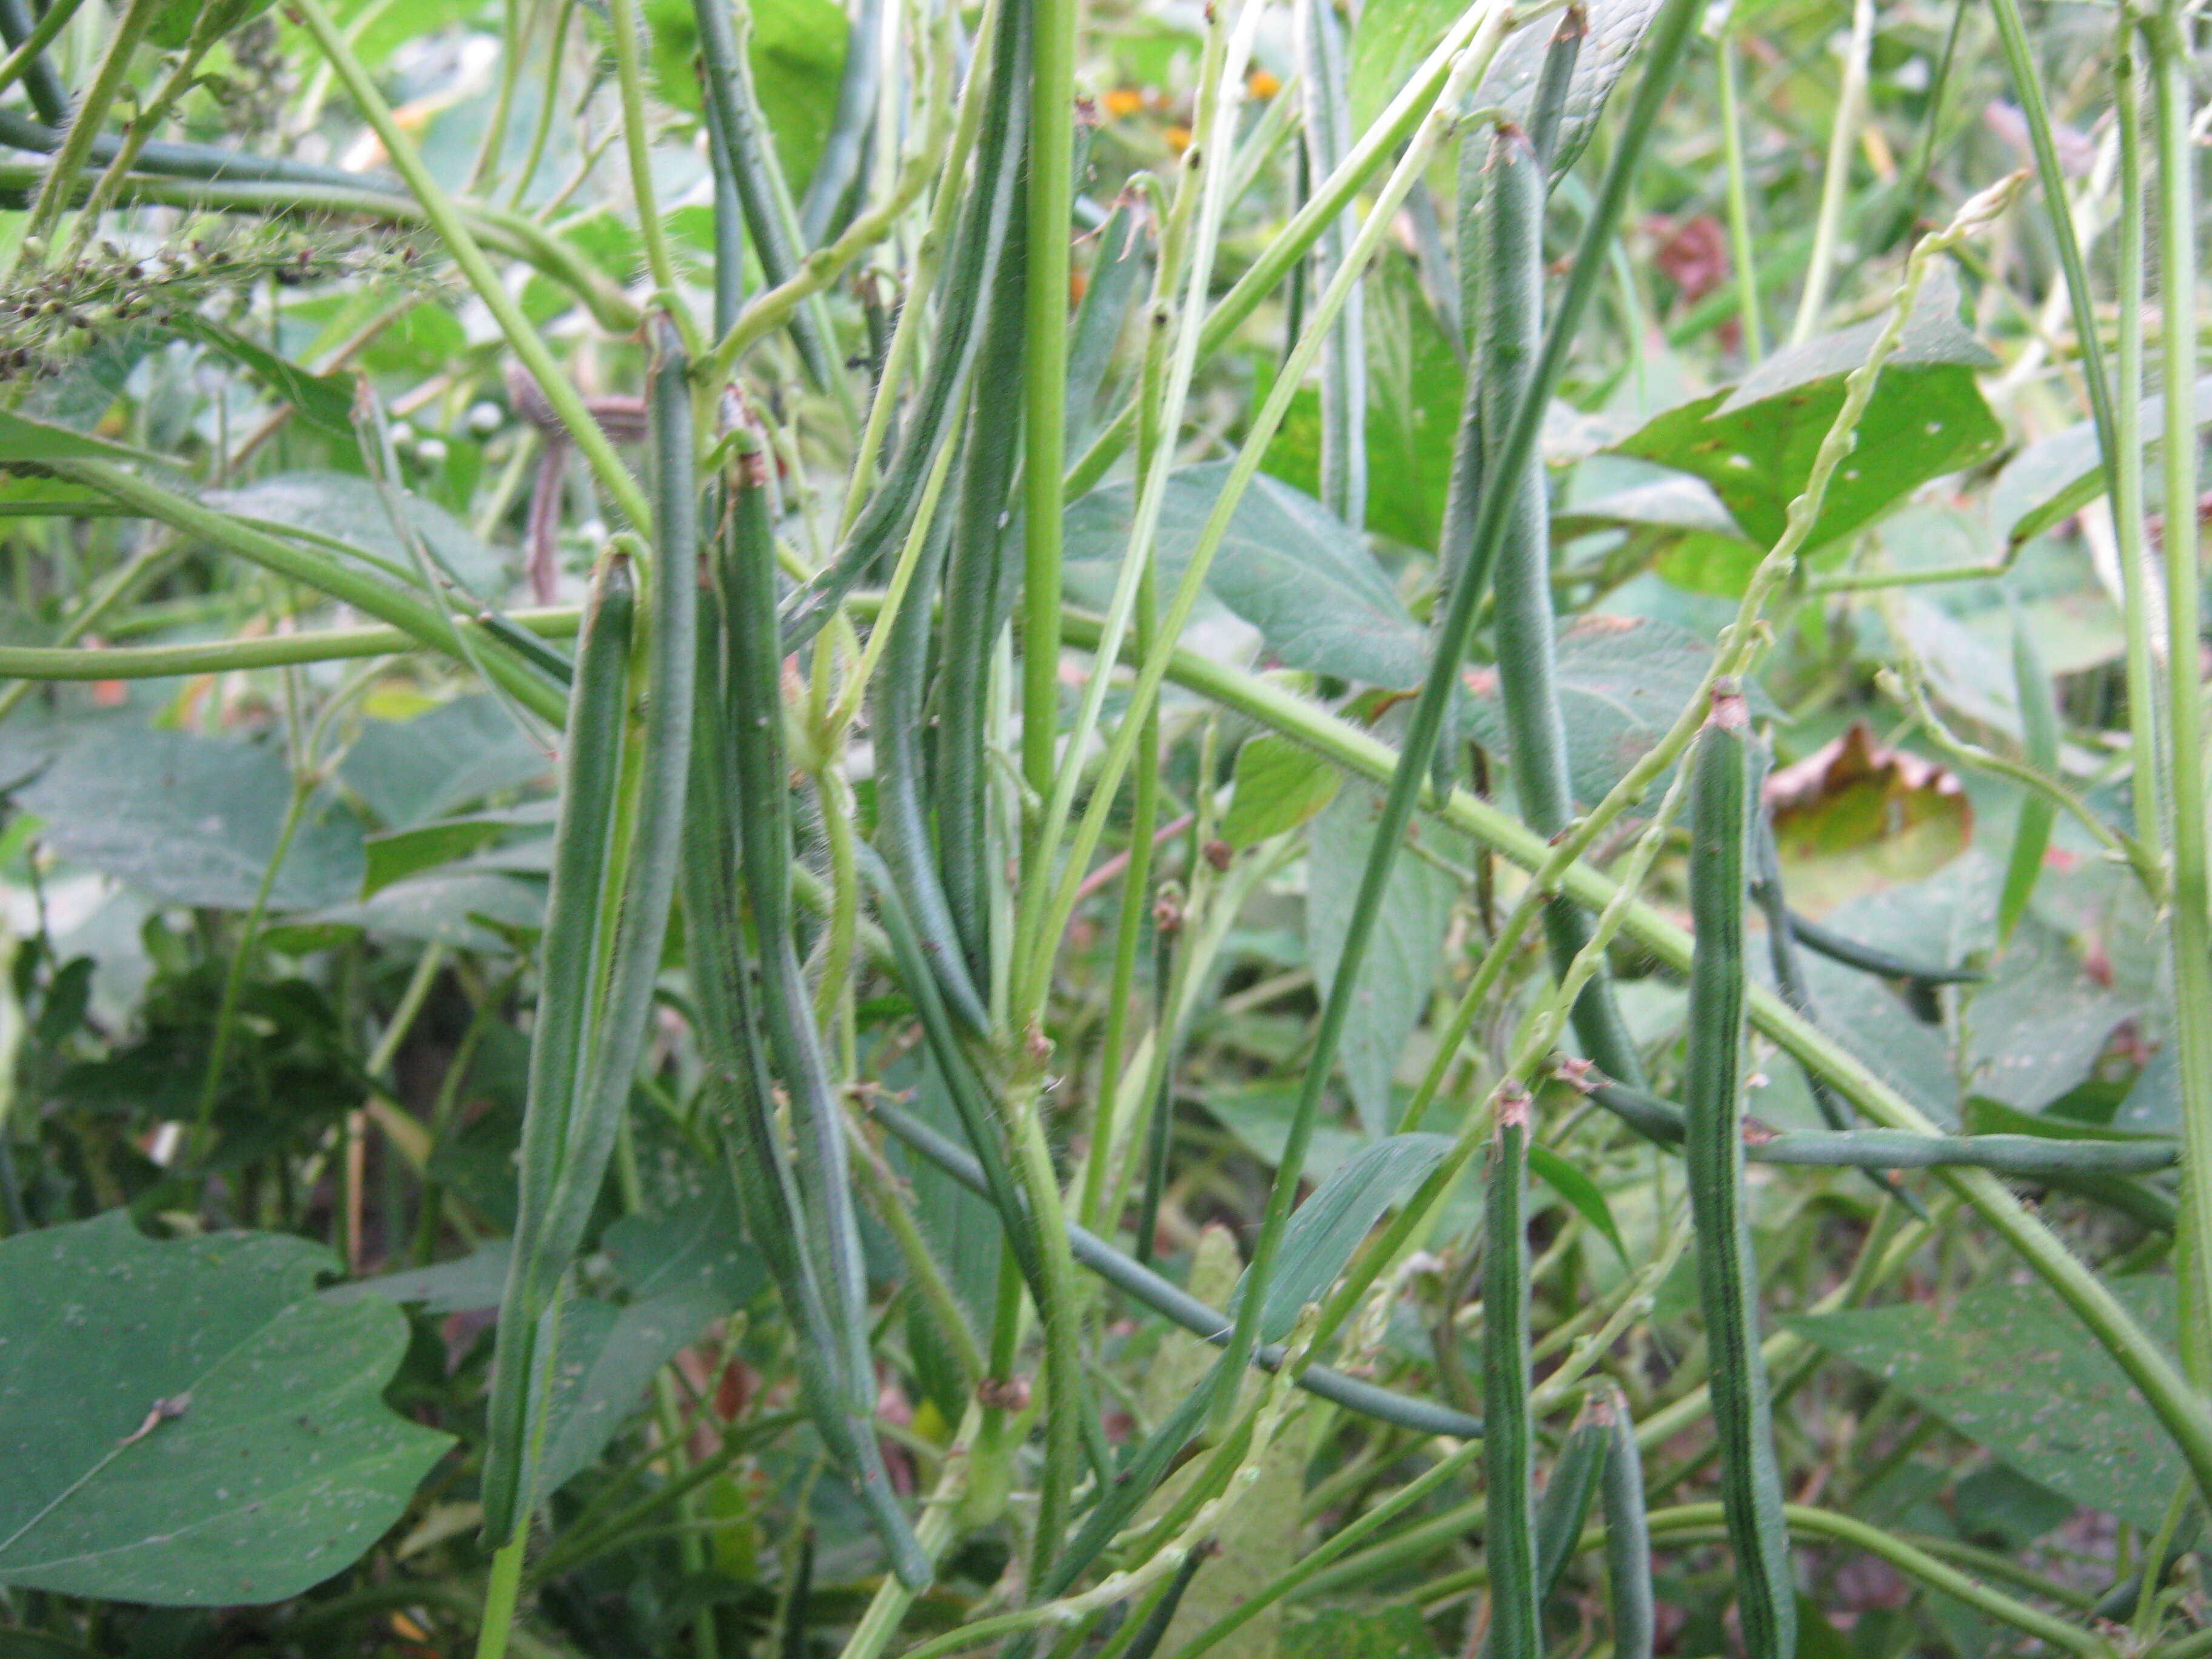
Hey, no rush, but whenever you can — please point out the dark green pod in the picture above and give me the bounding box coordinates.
[1683,683,1796,1659]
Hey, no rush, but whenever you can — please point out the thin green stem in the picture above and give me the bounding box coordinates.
[1715,33,1764,362]
[1788,0,1871,345]
[474,1538,528,1659]
[2114,25,2165,856]
[2145,0,2212,1396]
[18,0,159,252]
[606,0,700,354]
[291,0,654,537]
[1021,0,1078,802]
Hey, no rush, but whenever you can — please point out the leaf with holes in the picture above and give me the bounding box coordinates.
[1610,270,2000,553]
[0,1213,449,1605]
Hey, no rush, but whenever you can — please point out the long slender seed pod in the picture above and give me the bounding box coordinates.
[934,170,1033,982]
[703,95,748,338]
[853,846,1044,1296]
[796,0,885,246]
[870,503,993,1031]
[1524,9,1587,174]
[1530,1406,1607,1601]
[1784,910,1982,986]
[691,0,839,389]
[1483,1084,1543,1659]
[1594,1384,1655,1659]
[777,4,1031,652]
[1578,1068,2179,1178]
[1208,0,1705,1430]
[1748,1128,2177,1177]
[0,0,67,125]
[1683,683,1796,1658]
[1296,0,1365,530]
[481,554,635,1546]
[1478,119,1648,1090]
[1133,904,1177,1267]
[868,1097,1484,1439]
[1998,606,2059,942]
[681,592,861,1572]
[720,438,931,1589]
[564,316,699,1208]
[1748,806,1924,1218]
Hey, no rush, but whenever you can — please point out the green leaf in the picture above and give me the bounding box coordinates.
[161,317,354,438]
[605,1191,768,1308]
[1282,1606,1443,1659]
[1989,374,2212,549]
[1223,734,1341,849]
[1459,615,1741,809]
[1307,788,1458,1136]
[0,1213,449,1605]
[1349,0,1659,176]
[204,471,508,597]
[323,1244,512,1314]
[1263,263,1464,552]
[1233,1131,1453,1342]
[1528,1142,1627,1265]
[528,1284,733,1502]
[0,406,159,466]
[1610,270,2001,555]
[1963,918,2136,1114]
[1787,1273,2180,1532]
[644,0,846,186]
[291,868,546,952]
[16,729,366,911]
[1064,464,1427,689]
[339,696,552,831]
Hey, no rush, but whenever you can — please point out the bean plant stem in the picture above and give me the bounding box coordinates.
[291,0,654,536]
[1716,32,1765,362]
[16,0,159,253]
[1789,0,1871,345]
[2145,0,2212,1395]
[1021,0,1078,803]
[2113,25,2164,856]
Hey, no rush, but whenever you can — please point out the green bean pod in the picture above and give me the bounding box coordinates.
[1785,909,1982,987]
[1594,1383,1655,1659]
[1683,683,1796,1659]
[1297,0,1366,530]
[1476,118,1649,1090]
[1483,1084,1542,1659]
[481,552,635,1546]
[1524,7,1587,174]
[1749,1127,2177,1176]
[1749,804,1924,1218]
[933,172,1033,983]
[1997,605,2059,943]
[702,94,748,338]
[719,437,932,1589]
[1576,1065,2179,1179]
[691,0,838,390]
[1532,1404,1606,1604]
[681,588,857,1561]
[777,0,1030,652]
[795,0,884,246]
[870,503,993,1031]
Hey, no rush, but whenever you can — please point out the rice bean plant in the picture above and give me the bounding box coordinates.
[0,1,2208,1655]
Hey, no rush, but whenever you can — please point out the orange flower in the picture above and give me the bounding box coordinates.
[1103,87,1145,119]
[1247,67,1281,98]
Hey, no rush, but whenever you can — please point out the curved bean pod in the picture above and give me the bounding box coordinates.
[1683,683,1796,1658]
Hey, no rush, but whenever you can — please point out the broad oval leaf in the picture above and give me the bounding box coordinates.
[1064,463,1426,689]
[1223,734,1341,849]
[1787,1273,2179,1532]
[1990,374,2212,550]
[1610,270,2001,554]
[16,728,366,912]
[0,1212,450,1605]
[204,471,508,597]
[1307,788,1459,1136]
